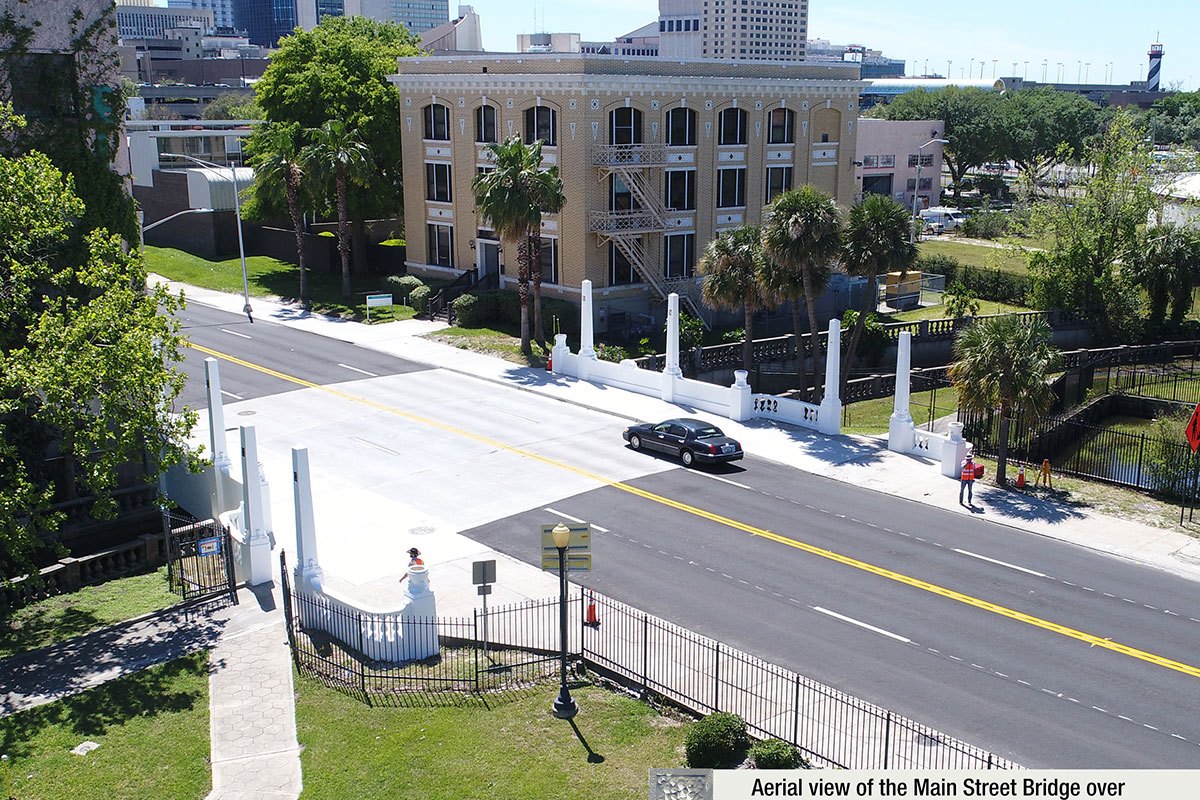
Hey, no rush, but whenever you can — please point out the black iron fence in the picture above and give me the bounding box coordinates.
[281,554,1015,769]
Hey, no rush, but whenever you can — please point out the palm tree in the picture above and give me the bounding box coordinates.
[303,120,370,299]
[760,186,842,399]
[472,137,565,356]
[950,315,1060,487]
[841,194,918,392]
[696,226,772,372]
[247,122,310,308]
[1126,225,1200,328]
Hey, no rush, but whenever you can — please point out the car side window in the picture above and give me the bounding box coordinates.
[668,424,687,438]
[654,423,672,434]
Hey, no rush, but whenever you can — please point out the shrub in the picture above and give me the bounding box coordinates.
[492,290,523,327]
[842,309,891,366]
[721,327,746,344]
[409,284,431,315]
[962,210,1011,240]
[385,274,424,304]
[594,342,630,363]
[944,283,982,318]
[916,254,960,282]
[674,311,705,352]
[540,296,580,338]
[749,738,809,770]
[451,292,495,327]
[684,712,750,768]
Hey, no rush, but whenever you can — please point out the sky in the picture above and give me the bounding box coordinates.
[461,0,1200,91]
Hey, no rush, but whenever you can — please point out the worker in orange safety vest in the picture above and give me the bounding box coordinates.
[959,453,976,505]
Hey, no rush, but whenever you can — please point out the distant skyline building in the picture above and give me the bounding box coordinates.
[658,0,807,62]
[168,0,236,31]
[116,4,214,37]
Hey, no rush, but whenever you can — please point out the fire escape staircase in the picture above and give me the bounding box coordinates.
[589,144,709,327]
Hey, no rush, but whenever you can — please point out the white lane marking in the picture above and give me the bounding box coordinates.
[812,607,911,643]
[691,471,751,489]
[337,363,378,377]
[544,507,586,524]
[953,548,1046,577]
[590,523,610,533]
[220,390,243,400]
[220,328,252,339]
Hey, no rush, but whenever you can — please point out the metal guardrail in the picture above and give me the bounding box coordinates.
[591,143,668,167]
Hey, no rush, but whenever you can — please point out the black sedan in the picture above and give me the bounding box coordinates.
[622,418,744,467]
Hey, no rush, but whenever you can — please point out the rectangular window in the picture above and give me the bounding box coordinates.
[664,233,695,278]
[906,177,934,192]
[426,223,453,267]
[767,108,794,144]
[765,166,792,203]
[908,153,935,168]
[524,106,557,146]
[424,104,450,141]
[717,167,746,208]
[539,237,559,285]
[666,107,696,146]
[664,169,696,211]
[425,163,452,202]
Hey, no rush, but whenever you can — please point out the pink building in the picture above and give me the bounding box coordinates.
[854,118,945,211]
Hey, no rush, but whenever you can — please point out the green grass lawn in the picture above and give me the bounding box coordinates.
[0,652,211,800]
[841,386,962,436]
[294,676,689,800]
[426,324,557,367]
[144,246,418,324]
[919,240,1030,276]
[882,300,1031,323]
[0,568,178,660]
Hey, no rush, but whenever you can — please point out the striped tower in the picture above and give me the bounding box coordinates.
[1147,43,1164,91]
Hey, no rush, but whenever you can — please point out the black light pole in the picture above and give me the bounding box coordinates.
[550,523,578,719]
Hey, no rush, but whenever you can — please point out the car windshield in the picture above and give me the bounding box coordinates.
[693,426,724,439]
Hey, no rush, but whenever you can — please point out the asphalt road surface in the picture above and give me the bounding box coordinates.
[173,304,1200,768]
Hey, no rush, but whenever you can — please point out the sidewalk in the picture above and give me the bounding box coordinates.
[161,275,1200,584]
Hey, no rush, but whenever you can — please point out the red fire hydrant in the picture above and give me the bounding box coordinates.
[1017,464,1026,489]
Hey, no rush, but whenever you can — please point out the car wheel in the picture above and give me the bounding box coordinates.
[629,434,642,451]
[680,449,695,467]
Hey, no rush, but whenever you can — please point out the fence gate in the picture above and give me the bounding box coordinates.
[163,510,238,604]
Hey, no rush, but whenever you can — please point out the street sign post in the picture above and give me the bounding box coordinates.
[473,559,496,655]
[541,523,592,573]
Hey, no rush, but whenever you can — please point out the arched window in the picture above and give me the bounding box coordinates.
[475,105,497,143]
[718,107,747,145]
[423,103,450,141]
[768,108,795,144]
[665,107,696,146]
[524,106,557,146]
[609,107,643,145]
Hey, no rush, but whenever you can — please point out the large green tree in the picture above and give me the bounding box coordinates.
[1126,224,1200,328]
[253,16,422,266]
[870,87,1002,205]
[950,316,1060,488]
[998,87,1097,181]
[760,186,841,398]
[0,106,196,580]
[1027,109,1154,341]
[471,137,565,356]
[841,194,918,392]
[304,120,371,299]
[696,226,773,372]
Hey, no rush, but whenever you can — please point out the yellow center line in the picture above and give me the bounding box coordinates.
[189,341,1200,680]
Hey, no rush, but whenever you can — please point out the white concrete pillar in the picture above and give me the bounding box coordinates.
[818,319,842,435]
[665,293,682,378]
[888,330,916,452]
[579,279,597,361]
[239,425,273,587]
[292,447,323,593]
[400,564,438,660]
[730,370,753,422]
[943,421,969,478]
[204,358,231,518]
[552,333,571,377]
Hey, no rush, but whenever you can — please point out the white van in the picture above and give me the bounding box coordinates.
[919,207,968,231]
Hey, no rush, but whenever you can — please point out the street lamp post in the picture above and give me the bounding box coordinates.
[162,152,253,322]
[550,523,578,719]
[910,138,949,243]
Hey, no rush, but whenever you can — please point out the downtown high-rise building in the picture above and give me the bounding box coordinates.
[230,0,449,48]
[659,0,808,62]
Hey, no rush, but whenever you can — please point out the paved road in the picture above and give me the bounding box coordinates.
[173,306,1200,768]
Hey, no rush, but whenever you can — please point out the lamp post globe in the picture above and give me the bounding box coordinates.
[550,522,578,719]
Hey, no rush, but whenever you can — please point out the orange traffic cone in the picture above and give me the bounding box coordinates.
[1017,464,1026,490]
[585,591,600,627]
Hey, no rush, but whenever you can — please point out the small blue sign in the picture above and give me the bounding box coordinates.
[198,537,222,557]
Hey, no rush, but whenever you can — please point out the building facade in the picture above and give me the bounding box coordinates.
[658,0,807,62]
[392,55,860,327]
[116,4,214,38]
[854,119,945,211]
[168,0,237,32]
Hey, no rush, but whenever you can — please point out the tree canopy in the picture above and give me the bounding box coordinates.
[998,87,1097,177]
[252,16,423,225]
[0,105,196,580]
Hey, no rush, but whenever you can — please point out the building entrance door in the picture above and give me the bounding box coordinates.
[477,239,500,280]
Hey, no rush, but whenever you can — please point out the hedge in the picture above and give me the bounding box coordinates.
[917,255,1028,305]
[409,284,431,315]
[384,274,424,304]
[684,712,750,768]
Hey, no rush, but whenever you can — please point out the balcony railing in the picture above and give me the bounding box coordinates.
[589,209,665,234]
[591,143,668,167]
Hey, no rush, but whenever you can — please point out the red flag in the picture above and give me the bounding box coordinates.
[1186,404,1200,453]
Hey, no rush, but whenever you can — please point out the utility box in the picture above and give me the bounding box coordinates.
[884,271,921,310]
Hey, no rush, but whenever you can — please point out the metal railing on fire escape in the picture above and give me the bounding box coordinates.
[589,143,709,327]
